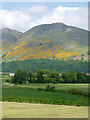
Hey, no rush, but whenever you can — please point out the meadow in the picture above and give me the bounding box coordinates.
[18,83,88,94]
[1,73,89,106]
[1,73,89,118]
[2,102,88,118]
[2,84,88,106]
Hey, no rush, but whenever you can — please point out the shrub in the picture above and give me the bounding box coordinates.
[5,79,9,83]
[37,88,43,90]
[2,96,88,106]
[68,88,88,97]
[45,85,55,92]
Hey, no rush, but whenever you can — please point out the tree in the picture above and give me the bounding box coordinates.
[34,68,38,74]
[36,70,44,83]
[76,72,87,83]
[13,69,22,84]
[28,71,33,83]
[68,71,77,83]
[13,69,27,84]
[21,70,27,84]
[61,72,69,83]
[43,69,50,75]
[48,70,60,83]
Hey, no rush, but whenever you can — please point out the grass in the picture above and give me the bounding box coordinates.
[2,87,87,101]
[2,102,88,118]
[1,73,11,83]
[1,74,89,118]
[17,83,88,94]
[1,74,89,106]
[2,87,88,106]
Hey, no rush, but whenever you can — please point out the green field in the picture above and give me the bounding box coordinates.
[2,102,88,118]
[2,87,87,101]
[2,73,89,106]
[1,73,11,83]
[17,83,88,94]
[2,84,88,106]
[1,74,89,118]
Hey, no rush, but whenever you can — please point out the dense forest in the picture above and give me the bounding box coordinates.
[2,59,88,73]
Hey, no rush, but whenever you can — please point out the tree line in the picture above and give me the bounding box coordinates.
[9,69,89,84]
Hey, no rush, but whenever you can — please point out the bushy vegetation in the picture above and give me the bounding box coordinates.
[9,69,89,84]
[2,59,88,73]
[68,88,89,97]
[2,96,88,106]
[37,85,89,97]
[45,85,55,92]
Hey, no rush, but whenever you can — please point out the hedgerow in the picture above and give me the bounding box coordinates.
[2,96,88,106]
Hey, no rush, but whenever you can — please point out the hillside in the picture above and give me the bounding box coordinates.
[1,23,88,62]
[0,28,23,60]
[2,59,88,73]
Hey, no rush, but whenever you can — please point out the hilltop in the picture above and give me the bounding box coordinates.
[1,23,88,62]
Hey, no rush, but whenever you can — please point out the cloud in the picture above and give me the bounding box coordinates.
[36,6,88,30]
[24,5,48,15]
[0,6,88,32]
[0,9,35,32]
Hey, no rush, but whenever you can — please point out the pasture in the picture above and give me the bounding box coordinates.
[2,102,88,118]
[1,73,89,106]
[1,73,89,118]
[17,83,88,94]
[2,86,88,106]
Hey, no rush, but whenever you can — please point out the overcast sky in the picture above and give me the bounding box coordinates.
[0,2,88,32]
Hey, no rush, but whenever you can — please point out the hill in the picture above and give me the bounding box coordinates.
[0,28,23,60]
[1,23,88,62]
[2,59,88,73]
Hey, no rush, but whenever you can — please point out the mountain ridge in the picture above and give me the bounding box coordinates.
[1,23,88,62]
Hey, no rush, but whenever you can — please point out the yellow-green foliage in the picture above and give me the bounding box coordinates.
[1,33,82,61]
[3,40,80,61]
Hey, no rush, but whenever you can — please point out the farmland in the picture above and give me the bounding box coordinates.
[2,102,88,118]
[18,83,88,94]
[1,18,89,119]
[1,73,89,106]
[1,73,89,118]
[2,84,88,106]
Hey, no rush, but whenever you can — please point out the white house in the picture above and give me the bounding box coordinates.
[10,73,14,76]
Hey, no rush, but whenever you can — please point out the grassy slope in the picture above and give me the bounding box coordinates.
[2,102,88,118]
[2,23,88,62]
[2,28,22,52]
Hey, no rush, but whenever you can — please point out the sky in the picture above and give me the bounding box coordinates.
[0,2,88,32]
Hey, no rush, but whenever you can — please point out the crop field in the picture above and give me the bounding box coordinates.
[2,87,87,101]
[2,86,88,106]
[1,73,89,106]
[1,73,89,118]
[2,102,88,118]
[17,83,88,94]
